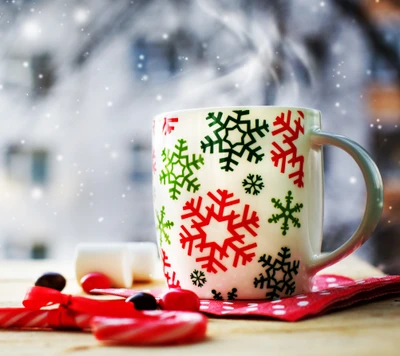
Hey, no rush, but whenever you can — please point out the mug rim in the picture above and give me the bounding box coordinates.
[154,105,321,120]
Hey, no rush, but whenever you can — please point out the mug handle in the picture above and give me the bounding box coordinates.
[308,128,384,274]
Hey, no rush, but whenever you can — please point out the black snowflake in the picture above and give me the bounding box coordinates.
[211,289,223,300]
[242,174,264,195]
[227,288,238,300]
[211,288,238,300]
[190,269,207,287]
[253,247,300,300]
[200,110,270,172]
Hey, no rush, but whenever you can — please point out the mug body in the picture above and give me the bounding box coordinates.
[152,106,322,300]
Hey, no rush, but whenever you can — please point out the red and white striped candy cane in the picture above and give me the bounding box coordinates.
[0,308,51,328]
[0,308,93,330]
[92,310,207,345]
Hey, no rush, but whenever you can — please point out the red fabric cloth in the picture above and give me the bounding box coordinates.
[93,274,400,322]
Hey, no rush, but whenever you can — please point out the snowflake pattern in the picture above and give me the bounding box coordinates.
[242,174,264,195]
[211,289,223,300]
[163,117,179,135]
[200,110,270,172]
[211,288,238,300]
[268,190,303,236]
[156,206,174,246]
[180,189,259,274]
[270,110,305,188]
[159,138,204,200]
[227,288,238,300]
[161,249,181,289]
[190,269,207,287]
[253,247,300,300]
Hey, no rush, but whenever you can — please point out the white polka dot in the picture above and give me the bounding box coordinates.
[247,303,259,307]
[326,277,337,283]
[246,307,258,312]
[272,305,285,309]
[272,310,286,315]
[200,301,210,304]
[223,301,233,305]
[319,291,330,295]
[312,286,319,291]
[271,299,282,303]
[223,306,234,310]
[200,305,209,310]
[221,310,231,314]
[328,283,338,287]
[297,301,309,307]
[356,280,365,284]
[296,295,307,299]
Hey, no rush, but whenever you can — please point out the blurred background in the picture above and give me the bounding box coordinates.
[0,0,398,273]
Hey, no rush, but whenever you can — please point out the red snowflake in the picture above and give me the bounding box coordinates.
[163,117,179,135]
[179,189,259,274]
[160,249,181,289]
[270,110,305,188]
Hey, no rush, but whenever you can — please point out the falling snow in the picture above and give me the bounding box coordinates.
[0,0,390,265]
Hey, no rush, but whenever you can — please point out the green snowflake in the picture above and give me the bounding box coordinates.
[200,110,269,172]
[160,138,204,200]
[190,269,207,287]
[268,190,303,236]
[242,174,264,195]
[156,206,174,246]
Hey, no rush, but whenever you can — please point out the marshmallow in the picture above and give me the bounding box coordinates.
[74,242,158,288]
[75,243,133,288]
[127,242,158,282]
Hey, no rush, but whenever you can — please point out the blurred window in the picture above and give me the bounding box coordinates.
[5,145,49,186]
[130,141,151,182]
[2,52,55,96]
[31,150,49,185]
[2,56,31,91]
[131,37,178,82]
[31,53,56,97]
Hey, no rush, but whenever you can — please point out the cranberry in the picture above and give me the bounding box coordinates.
[159,289,200,312]
[80,272,111,294]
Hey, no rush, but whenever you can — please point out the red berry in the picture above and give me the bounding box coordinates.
[159,289,200,312]
[80,272,111,294]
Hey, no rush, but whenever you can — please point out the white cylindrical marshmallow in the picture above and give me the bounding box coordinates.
[127,242,158,282]
[75,243,133,288]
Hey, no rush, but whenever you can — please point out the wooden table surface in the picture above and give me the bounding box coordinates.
[0,256,399,356]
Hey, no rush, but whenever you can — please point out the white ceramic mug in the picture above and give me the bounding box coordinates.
[152,106,383,300]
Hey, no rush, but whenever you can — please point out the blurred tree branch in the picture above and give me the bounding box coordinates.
[73,0,148,66]
[331,0,400,85]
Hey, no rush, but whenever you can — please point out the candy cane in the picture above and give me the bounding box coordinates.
[0,309,50,328]
[0,308,93,330]
[92,311,207,345]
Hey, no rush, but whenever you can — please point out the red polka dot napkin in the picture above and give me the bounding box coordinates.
[93,274,400,322]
